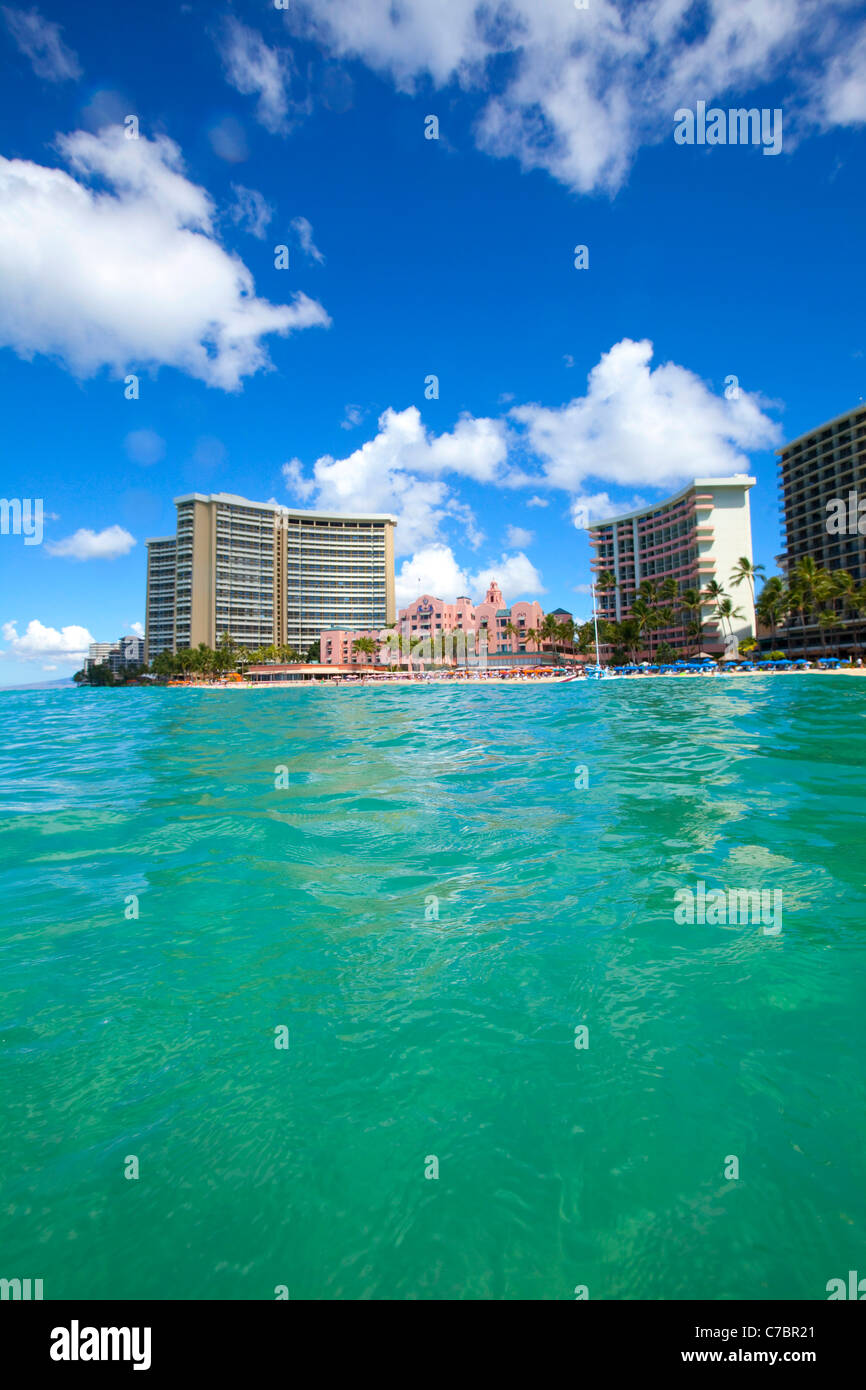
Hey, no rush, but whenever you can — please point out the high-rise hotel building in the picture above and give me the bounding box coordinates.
[587,476,756,653]
[777,403,866,583]
[145,493,396,659]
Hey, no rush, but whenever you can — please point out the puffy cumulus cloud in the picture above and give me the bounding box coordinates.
[394,543,470,607]
[294,406,509,554]
[130,621,144,637]
[510,339,781,504]
[1,618,94,664]
[504,524,534,548]
[46,525,136,560]
[2,5,81,82]
[281,457,316,501]
[470,553,545,601]
[526,495,548,508]
[0,126,330,390]
[289,0,866,193]
[394,544,544,608]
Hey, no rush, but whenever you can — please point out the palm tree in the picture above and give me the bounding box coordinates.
[756,576,787,650]
[789,557,824,656]
[504,620,521,652]
[730,557,765,610]
[541,613,562,651]
[700,580,728,653]
[817,610,840,656]
[352,636,378,666]
[630,598,655,661]
[557,617,575,654]
[714,598,745,650]
[680,588,705,654]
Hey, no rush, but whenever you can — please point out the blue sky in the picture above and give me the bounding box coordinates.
[1,0,865,684]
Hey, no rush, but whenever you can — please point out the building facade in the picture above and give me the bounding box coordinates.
[396,582,550,653]
[773,404,866,656]
[319,581,568,665]
[777,404,866,582]
[588,476,756,655]
[144,537,176,659]
[84,635,145,673]
[145,493,397,660]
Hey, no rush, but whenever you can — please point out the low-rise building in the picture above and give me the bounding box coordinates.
[319,581,568,666]
[84,636,145,674]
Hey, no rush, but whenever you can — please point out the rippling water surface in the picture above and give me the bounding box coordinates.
[1,680,864,1300]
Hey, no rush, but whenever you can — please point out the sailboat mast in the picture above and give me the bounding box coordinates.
[592,582,600,666]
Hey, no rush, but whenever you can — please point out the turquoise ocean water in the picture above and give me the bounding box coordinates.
[1,679,864,1301]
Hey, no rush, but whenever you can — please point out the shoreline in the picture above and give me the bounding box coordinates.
[153,667,866,690]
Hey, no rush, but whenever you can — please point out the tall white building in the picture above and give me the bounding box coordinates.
[588,476,757,654]
[146,493,397,660]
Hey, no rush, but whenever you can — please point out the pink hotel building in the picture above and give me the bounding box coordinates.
[320,581,571,666]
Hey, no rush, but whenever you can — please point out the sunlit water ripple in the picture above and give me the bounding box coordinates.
[0,680,864,1299]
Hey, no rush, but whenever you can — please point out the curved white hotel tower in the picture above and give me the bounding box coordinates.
[587,476,757,654]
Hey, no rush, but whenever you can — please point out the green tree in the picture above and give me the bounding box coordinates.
[352,636,378,665]
[730,556,765,611]
[756,575,788,649]
[680,588,705,654]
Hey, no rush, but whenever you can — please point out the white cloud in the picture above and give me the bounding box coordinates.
[510,339,781,501]
[46,525,136,560]
[130,621,144,637]
[292,1,866,194]
[229,183,273,239]
[0,126,330,390]
[1,618,94,664]
[291,215,325,263]
[218,19,294,135]
[470,553,545,601]
[3,5,81,82]
[504,524,534,548]
[281,457,316,500]
[124,429,165,466]
[301,405,509,554]
[818,23,866,124]
[340,404,365,430]
[395,544,469,607]
[393,543,544,608]
[526,495,548,508]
